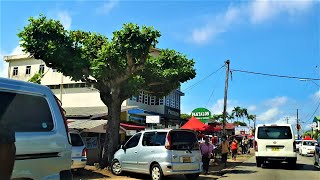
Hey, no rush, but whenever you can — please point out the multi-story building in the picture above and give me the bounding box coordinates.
[3,53,184,129]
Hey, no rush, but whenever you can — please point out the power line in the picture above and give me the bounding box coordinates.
[183,64,225,91]
[231,69,320,81]
[302,101,320,124]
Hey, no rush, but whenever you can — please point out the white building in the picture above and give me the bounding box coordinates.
[3,53,184,128]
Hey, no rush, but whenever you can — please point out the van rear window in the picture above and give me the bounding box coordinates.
[170,130,198,150]
[70,133,84,146]
[0,91,54,132]
[258,126,292,139]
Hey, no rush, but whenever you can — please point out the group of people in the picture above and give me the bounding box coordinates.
[199,135,252,175]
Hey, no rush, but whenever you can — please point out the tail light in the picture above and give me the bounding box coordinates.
[54,96,71,145]
[254,140,258,152]
[82,148,87,157]
[165,133,171,150]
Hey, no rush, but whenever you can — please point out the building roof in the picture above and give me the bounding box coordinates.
[64,106,138,117]
[4,54,31,61]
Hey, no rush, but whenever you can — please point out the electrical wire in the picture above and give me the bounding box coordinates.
[183,64,225,91]
[301,101,320,124]
[231,69,320,81]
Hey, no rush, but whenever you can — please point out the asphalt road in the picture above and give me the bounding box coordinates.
[215,154,319,180]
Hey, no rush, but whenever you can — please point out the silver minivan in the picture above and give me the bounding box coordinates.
[111,129,202,180]
[70,130,87,170]
[0,78,72,179]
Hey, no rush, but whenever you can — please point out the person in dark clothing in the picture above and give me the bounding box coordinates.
[0,126,16,180]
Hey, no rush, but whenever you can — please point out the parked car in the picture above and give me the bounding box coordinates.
[0,78,73,179]
[294,140,302,152]
[111,129,202,180]
[70,130,87,170]
[255,124,296,168]
[299,140,316,156]
[314,137,320,167]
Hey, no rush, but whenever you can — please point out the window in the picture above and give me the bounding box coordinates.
[258,126,292,139]
[26,66,31,75]
[0,91,54,132]
[138,91,144,103]
[39,64,45,73]
[169,131,198,150]
[12,67,18,76]
[150,96,156,105]
[302,141,315,146]
[159,97,164,105]
[70,133,84,146]
[142,132,167,146]
[125,133,141,149]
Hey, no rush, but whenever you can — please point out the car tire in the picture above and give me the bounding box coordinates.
[256,158,263,167]
[150,164,164,180]
[185,173,200,180]
[111,160,122,176]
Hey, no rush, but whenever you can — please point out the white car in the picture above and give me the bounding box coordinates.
[70,131,87,170]
[255,124,296,168]
[111,129,202,180]
[0,78,72,179]
[299,140,316,156]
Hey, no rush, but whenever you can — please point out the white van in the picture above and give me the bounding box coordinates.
[0,78,72,179]
[111,129,202,180]
[255,124,296,167]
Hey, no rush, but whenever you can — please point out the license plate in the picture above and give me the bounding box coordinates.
[182,157,191,163]
[272,147,280,151]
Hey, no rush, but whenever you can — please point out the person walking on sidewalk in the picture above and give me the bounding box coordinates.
[220,135,229,168]
[231,139,238,161]
[200,137,214,174]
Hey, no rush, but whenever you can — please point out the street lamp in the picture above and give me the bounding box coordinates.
[299,79,320,87]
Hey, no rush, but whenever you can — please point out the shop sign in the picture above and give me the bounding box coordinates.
[191,107,211,123]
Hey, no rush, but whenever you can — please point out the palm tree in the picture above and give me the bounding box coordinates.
[231,106,242,123]
[241,108,248,123]
[247,114,255,127]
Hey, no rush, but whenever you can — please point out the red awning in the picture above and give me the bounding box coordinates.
[181,116,206,131]
[120,123,145,130]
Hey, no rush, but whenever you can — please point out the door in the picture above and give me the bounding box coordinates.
[137,131,168,171]
[120,133,141,171]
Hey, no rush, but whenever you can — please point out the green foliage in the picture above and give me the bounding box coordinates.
[234,121,247,126]
[28,72,44,84]
[303,130,312,137]
[181,114,191,120]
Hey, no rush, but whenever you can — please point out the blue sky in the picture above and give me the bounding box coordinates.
[1,0,319,133]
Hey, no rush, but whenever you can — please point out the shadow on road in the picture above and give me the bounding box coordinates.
[212,169,256,176]
[262,162,319,171]
[73,169,110,180]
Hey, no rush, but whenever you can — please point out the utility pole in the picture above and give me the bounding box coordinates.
[253,115,256,134]
[297,109,299,138]
[286,117,289,124]
[222,60,230,135]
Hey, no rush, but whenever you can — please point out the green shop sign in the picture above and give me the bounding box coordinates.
[191,107,211,123]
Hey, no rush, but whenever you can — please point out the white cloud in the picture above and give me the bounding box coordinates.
[250,0,314,24]
[264,96,288,107]
[272,115,296,125]
[257,107,281,121]
[248,105,257,112]
[96,0,119,15]
[56,11,72,30]
[210,98,239,115]
[313,90,320,99]
[0,50,8,78]
[10,45,24,55]
[190,0,314,45]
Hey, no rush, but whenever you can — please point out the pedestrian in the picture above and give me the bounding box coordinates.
[220,135,230,168]
[244,137,249,154]
[231,139,238,161]
[241,138,246,154]
[0,125,16,180]
[200,136,214,175]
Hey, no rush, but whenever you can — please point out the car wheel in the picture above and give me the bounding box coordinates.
[150,164,163,180]
[185,173,200,180]
[256,158,263,167]
[111,160,122,175]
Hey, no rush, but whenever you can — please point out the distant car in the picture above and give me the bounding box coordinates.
[295,140,302,152]
[314,137,320,167]
[70,131,87,170]
[111,129,202,180]
[255,124,296,168]
[0,78,72,179]
[299,140,316,156]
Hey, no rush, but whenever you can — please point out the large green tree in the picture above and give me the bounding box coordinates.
[18,15,196,168]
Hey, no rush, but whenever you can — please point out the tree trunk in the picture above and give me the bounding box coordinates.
[99,89,122,169]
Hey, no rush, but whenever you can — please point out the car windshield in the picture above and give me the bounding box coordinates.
[169,130,198,150]
[70,133,84,146]
[303,141,315,146]
[258,126,292,139]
